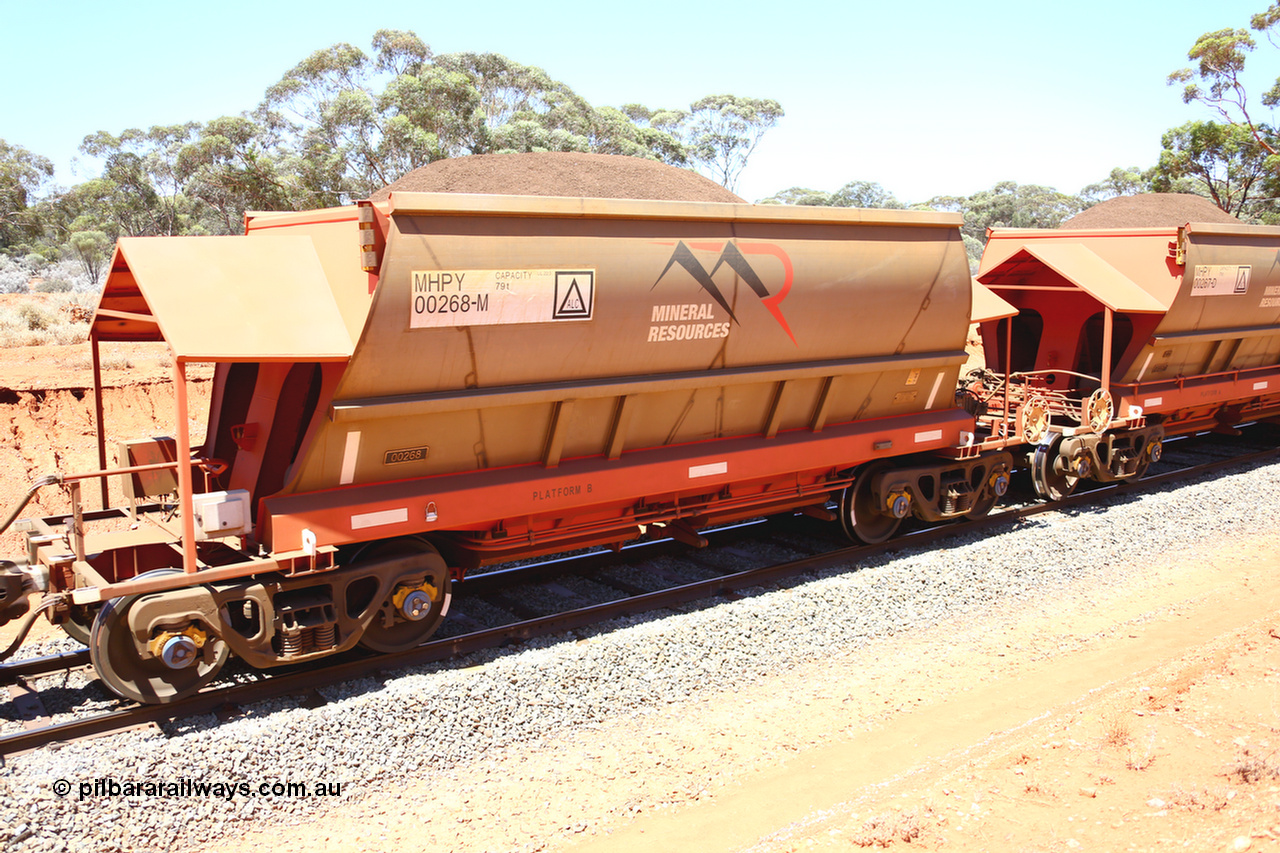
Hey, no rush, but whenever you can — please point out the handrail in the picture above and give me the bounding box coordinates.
[1112,362,1280,392]
[0,458,227,540]
[58,457,228,484]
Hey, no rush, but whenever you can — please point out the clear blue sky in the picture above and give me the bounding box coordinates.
[2,0,1272,204]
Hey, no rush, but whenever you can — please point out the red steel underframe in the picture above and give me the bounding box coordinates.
[1114,366,1280,435]
[65,407,971,604]
[262,408,974,556]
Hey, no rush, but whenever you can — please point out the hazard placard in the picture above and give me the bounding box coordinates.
[1191,264,1251,297]
[553,271,593,319]
[409,269,595,328]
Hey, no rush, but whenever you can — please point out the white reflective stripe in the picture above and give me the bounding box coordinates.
[351,507,409,530]
[1144,397,1163,408]
[440,592,452,619]
[689,461,728,479]
[914,429,943,443]
[1254,381,1269,391]
[925,372,944,409]
[1136,352,1153,382]
[339,431,361,485]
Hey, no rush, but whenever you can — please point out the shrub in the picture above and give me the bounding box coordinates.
[18,302,50,331]
[0,256,30,294]
[43,320,88,346]
[33,278,72,293]
[1227,749,1280,784]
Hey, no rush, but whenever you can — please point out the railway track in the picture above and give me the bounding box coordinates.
[3,424,1278,758]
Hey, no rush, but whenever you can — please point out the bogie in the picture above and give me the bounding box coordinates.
[839,452,1014,544]
[90,570,230,704]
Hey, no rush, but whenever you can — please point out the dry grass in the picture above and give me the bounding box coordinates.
[0,293,96,348]
[1102,717,1133,748]
[1226,749,1280,784]
[1125,731,1158,771]
[850,808,929,848]
[1165,785,1231,811]
[1097,716,1157,770]
[63,353,136,372]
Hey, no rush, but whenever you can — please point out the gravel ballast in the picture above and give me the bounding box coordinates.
[3,457,1279,851]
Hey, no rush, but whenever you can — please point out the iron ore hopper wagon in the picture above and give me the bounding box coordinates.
[0,194,1013,703]
[965,221,1280,499]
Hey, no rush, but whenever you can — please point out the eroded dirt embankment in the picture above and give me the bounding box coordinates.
[0,340,215,554]
[0,381,211,556]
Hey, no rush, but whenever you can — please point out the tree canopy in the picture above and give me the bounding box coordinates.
[926,182,1085,268]
[760,181,904,209]
[254,35,761,202]
[683,95,784,193]
[8,8,1280,292]
[1165,3,1280,219]
[1152,121,1271,215]
[0,140,54,253]
[1168,9,1280,157]
[1,28,785,285]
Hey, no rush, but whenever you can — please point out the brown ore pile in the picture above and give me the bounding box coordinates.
[1061,192,1240,229]
[370,152,744,203]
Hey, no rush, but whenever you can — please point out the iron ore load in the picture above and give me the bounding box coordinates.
[0,161,1277,706]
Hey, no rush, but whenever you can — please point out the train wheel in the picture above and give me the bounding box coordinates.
[968,483,999,520]
[1131,436,1161,480]
[840,463,902,544]
[968,465,1011,520]
[60,603,100,646]
[1131,456,1150,481]
[90,570,229,704]
[357,538,452,654]
[1031,439,1081,501]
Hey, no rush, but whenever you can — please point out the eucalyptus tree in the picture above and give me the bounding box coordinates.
[1165,4,1280,220]
[262,40,388,201]
[927,182,1083,269]
[586,106,687,163]
[0,139,54,253]
[78,123,204,237]
[18,29,782,260]
[683,95,784,192]
[176,116,300,233]
[1151,120,1271,216]
[758,186,834,206]
[265,37,692,196]
[1168,3,1280,157]
[1077,167,1153,204]
[759,181,903,208]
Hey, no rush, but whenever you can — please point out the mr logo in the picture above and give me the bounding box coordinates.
[652,241,795,344]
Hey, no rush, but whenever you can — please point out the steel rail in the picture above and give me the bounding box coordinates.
[3,436,1278,757]
[0,522,765,685]
[0,649,91,682]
